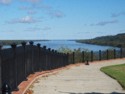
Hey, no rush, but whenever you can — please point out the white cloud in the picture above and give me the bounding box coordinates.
[90,20,119,26]
[111,12,125,17]
[21,0,41,3]
[48,11,64,18]
[0,0,11,5]
[8,16,41,24]
[19,6,32,10]
[19,4,65,18]
[25,26,51,32]
[37,4,52,10]
[27,10,37,15]
[21,16,34,23]
[96,20,118,26]
[25,27,41,31]
[42,26,51,30]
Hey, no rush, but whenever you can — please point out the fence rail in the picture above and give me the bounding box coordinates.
[0,41,125,93]
[69,48,125,63]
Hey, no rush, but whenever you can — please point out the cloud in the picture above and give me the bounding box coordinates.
[25,27,42,31]
[27,10,37,15]
[21,0,41,3]
[111,12,125,17]
[25,26,51,32]
[96,20,118,26]
[19,3,64,18]
[7,16,41,24]
[119,29,125,32]
[42,26,51,30]
[37,4,52,11]
[19,6,32,10]
[90,20,119,26]
[19,6,37,15]
[0,0,11,5]
[33,4,64,18]
[48,11,64,18]
[19,4,52,10]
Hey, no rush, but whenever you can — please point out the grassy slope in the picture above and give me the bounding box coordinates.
[100,64,125,89]
[76,33,125,47]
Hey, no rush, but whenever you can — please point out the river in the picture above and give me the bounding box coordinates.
[34,40,119,51]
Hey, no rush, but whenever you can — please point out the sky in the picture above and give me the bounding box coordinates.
[0,0,125,40]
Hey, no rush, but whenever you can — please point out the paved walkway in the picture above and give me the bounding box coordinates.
[27,59,125,94]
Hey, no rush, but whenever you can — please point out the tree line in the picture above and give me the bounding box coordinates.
[76,33,125,48]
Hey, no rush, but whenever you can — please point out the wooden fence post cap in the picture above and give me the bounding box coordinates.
[29,41,34,45]
[43,46,46,49]
[37,43,41,47]
[48,48,51,50]
[52,49,54,52]
[21,41,26,46]
[11,43,17,48]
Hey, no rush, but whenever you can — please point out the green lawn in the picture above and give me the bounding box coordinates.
[100,64,125,89]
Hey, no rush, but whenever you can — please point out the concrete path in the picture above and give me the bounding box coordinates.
[28,59,125,94]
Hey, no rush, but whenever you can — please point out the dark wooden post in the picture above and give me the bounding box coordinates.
[62,53,64,66]
[29,41,34,73]
[57,52,59,68]
[91,51,93,62]
[51,49,54,69]
[72,52,75,64]
[11,43,18,91]
[0,45,2,94]
[60,53,63,67]
[120,48,123,58]
[41,47,44,71]
[82,51,85,63]
[99,50,101,61]
[48,48,51,70]
[43,46,47,70]
[55,51,58,68]
[21,41,27,80]
[50,49,54,69]
[114,49,116,59]
[106,50,109,60]
[67,53,69,65]
[57,52,61,68]
[63,53,66,66]
[37,43,41,71]
[54,50,57,68]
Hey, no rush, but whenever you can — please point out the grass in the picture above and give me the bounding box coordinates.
[100,64,125,89]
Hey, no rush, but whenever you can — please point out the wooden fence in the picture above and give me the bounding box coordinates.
[0,41,125,93]
[70,48,125,63]
[0,41,69,93]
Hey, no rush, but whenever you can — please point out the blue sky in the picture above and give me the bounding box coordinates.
[0,0,125,40]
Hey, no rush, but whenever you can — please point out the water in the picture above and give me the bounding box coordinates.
[34,40,119,51]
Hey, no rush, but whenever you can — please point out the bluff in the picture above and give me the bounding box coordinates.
[76,33,125,47]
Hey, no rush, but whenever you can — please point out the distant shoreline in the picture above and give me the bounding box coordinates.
[76,33,125,48]
[76,40,118,48]
[1,33,125,49]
